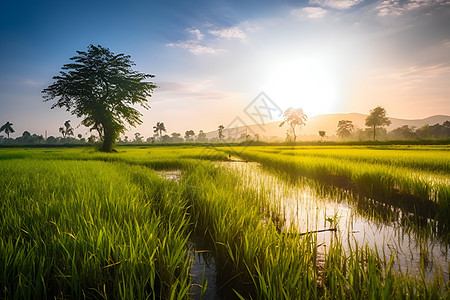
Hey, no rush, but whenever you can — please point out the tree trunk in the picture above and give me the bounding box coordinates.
[100,121,115,152]
[292,125,297,142]
[373,125,376,140]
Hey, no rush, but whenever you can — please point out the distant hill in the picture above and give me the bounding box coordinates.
[205,114,450,141]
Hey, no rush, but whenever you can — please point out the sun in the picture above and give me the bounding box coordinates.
[262,57,338,117]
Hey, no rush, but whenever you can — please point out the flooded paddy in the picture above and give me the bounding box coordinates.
[220,160,449,281]
[1,146,447,298]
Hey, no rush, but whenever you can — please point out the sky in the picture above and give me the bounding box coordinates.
[0,0,449,139]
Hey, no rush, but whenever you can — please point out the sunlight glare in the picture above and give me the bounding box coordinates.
[263,57,338,117]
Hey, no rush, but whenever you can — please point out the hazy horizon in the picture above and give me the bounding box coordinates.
[1,0,449,139]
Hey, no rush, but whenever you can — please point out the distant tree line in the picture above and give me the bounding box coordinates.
[2,118,449,146]
[333,106,450,141]
[0,119,262,145]
[336,120,450,141]
[2,106,449,145]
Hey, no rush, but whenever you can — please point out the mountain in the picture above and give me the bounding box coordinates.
[205,114,450,141]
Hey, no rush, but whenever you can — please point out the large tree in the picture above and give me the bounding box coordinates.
[365,106,391,140]
[42,44,156,152]
[0,122,15,139]
[279,107,307,142]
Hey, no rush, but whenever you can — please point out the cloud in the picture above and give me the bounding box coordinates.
[188,28,204,40]
[376,0,444,16]
[208,26,246,39]
[291,7,328,18]
[377,0,403,16]
[23,79,40,86]
[386,63,450,80]
[155,80,233,101]
[167,23,250,55]
[309,0,363,9]
[241,21,261,33]
[166,41,223,55]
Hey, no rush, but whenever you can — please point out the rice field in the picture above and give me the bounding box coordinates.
[0,145,448,299]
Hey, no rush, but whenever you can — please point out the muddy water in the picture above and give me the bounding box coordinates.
[219,160,449,281]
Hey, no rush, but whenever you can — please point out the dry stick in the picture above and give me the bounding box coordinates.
[285,228,337,237]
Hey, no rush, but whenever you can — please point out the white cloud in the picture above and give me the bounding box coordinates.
[376,0,443,16]
[23,79,40,86]
[167,24,250,55]
[208,26,246,39]
[386,63,450,80]
[291,7,328,18]
[166,41,223,55]
[154,80,233,101]
[377,0,403,16]
[188,28,204,40]
[309,0,363,9]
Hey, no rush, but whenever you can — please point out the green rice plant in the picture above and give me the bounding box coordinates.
[256,145,449,174]
[0,158,192,299]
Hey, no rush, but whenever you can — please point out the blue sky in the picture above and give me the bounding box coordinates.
[1,0,449,139]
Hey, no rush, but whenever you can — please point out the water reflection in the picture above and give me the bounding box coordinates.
[219,161,449,281]
[190,249,217,300]
[156,169,182,182]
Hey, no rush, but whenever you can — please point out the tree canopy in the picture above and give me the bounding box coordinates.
[365,106,391,140]
[319,130,326,141]
[184,130,195,142]
[42,44,156,152]
[337,120,354,139]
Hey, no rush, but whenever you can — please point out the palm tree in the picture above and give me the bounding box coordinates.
[64,120,74,137]
[153,122,166,140]
[0,122,15,139]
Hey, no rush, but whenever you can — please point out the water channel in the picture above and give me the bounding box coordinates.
[157,160,449,298]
